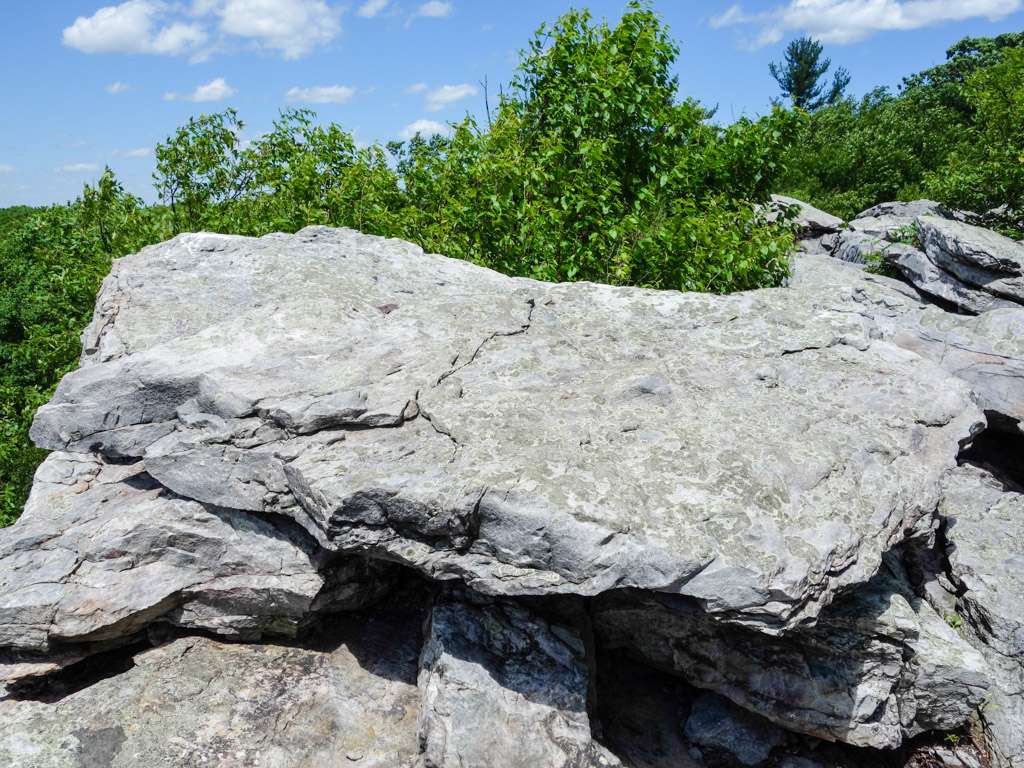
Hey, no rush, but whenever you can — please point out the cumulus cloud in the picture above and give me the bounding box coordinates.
[286,85,356,104]
[215,0,341,59]
[105,81,131,94]
[0,164,14,174]
[63,1,206,55]
[415,1,452,18]
[62,0,341,60]
[406,82,429,94]
[122,147,151,157]
[356,0,389,17]
[711,0,1023,47]
[399,119,450,140]
[425,83,477,111]
[60,163,100,173]
[164,77,236,102]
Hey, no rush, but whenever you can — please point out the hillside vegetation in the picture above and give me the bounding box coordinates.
[2,2,1023,526]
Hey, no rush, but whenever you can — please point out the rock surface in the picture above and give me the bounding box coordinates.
[4,223,1024,765]
[0,451,387,665]
[683,692,787,766]
[937,466,1024,767]
[0,608,423,767]
[593,567,990,749]
[418,599,619,767]
[25,228,984,636]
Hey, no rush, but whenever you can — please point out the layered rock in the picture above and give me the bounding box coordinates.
[593,567,989,749]
[4,225,1023,765]
[0,452,388,664]
[796,196,1024,314]
[0,608,424,767]
[931,466,1024,767]
[27,228,984,635]
[917,216,1024,306]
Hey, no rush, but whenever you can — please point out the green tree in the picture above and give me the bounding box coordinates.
[925,47,1024,219]
[770,36,850,111]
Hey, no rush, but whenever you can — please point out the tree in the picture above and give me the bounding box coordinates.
[770,36,849,111]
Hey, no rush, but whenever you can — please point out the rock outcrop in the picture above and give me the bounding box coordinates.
[3,224,1023,766]
[795,197,1024,315]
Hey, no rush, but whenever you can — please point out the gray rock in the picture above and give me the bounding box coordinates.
[27,228,985,635]
[593,569,990,749]
[938,466,1024,767]
[769,195,844,237]
[0,609,423,767]
[0,451,387,659]
[418,599,619,768]
[918,216,1024,305]
[832,227,1019,313]
[790,253,1024,431]
[884,243,1020,314]
[847,215,919,239]
[854,200,952,221]
[683,692,786,766]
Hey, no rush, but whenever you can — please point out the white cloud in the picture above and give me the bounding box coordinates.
[425,83,477,111]
[60,163,100,173]
[0,164,14,174]
[122,147,151,157]
[712,0,1023,47]
[400,119,449,140]
[286,85,356,104]
[63,1,206,55]
[415,1,452,18]
[63,0,342,60]
[215,0,341,59]
[356,0,389,17]
[164,77,236,102]
[105,81,131,94]
[406,82,428,93]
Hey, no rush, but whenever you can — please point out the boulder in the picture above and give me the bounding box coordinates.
[0,609,423,767]
[418,599,619,767]
[24,228,984,635]
[6,228,1024,762]
[769,195,844,237]
[917,216,1024,306]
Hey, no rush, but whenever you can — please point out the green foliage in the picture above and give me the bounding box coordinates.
[391,3,796,289]
[0,182,165,526]
[924,48,1024,217]
[770,36,849,111]
[0,2,802,527]
[0,206,37,235]
[780,31,1024,228]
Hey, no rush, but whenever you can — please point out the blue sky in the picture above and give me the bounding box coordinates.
[2,0,1023,207]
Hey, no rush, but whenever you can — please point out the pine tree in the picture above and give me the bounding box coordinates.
[770,36,850,111]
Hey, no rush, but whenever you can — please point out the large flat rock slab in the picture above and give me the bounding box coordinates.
[25,228,987,633]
